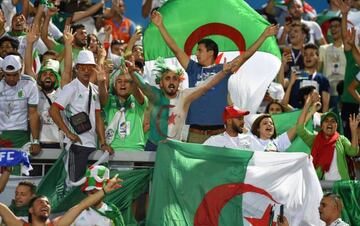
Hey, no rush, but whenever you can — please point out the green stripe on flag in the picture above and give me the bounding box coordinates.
[36,150,152,225]
[332,180,360,226]
[144,0,281,61]
[147,139,253,226]
[272,110,313,153]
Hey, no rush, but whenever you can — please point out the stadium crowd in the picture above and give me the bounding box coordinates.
[0,0,359,225]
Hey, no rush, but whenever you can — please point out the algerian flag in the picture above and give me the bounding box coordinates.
[143,0,281,113]
[147,140,324,226]
[332,180,360,226]
[36,150,152,225]
[272,110,313,153]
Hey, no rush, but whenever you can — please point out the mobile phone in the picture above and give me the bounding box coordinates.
[279,205,284,223]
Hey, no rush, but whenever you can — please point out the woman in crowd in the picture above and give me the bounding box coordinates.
[297,96,359,180]
[249,114,297,152]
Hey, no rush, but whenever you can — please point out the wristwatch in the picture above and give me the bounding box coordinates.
[32,139,40,145]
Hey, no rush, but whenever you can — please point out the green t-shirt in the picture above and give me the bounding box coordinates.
[104,94,148,151]
[341,50,360,103]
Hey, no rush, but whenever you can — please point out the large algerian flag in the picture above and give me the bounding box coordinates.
[143,0,281,113]
[147,140,324,226]
[36,150,152,225]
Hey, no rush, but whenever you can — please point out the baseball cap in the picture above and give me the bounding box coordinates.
[321,111,338,125]
[82,165,110,192]
[75,50,96,65]
[223,105,250,123]
[2,55,22,73]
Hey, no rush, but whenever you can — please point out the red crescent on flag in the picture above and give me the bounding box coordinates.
[183,23,246,58]
[193,183,278,226]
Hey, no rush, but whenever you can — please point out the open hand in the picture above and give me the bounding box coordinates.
[263,24,279,37]
[103,174,123,193]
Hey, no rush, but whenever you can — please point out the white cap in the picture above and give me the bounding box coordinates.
[2,55,22,73]
[76,50,96,65]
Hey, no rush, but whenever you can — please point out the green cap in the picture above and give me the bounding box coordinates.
[320,111,338,125]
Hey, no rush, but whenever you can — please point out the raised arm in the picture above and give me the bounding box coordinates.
[231,25,279,72]
[61,26,74,87]
[126,59,145,104]
[348,79,360,103]
[96,66,109,106]
[24,25,40,78]
[72,1,106,23]
[349,113,360,149]
[277,51,292,88]
[55,175,122,226]
[124,31,142,58]
[337,0,352,51]
[345,27,360,65]
[151,11,190,69]
[281,71,297,106]
[142,0,153,18]
[126,60,157,101]
[41,6,59,50]
[0,203,23,226]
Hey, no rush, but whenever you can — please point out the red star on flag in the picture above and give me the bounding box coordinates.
[168,112,177,125]
[244,204,276,226]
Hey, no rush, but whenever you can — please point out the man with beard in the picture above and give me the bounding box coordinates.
[71,165,124,226]
[40,16,88,72]
[151,11,279,144]
[0,174,122,226]
[25,25,73,147]
[98,66,148,151]
[49,50,113,182]
[203,105,251,149]
[0,36,19,58]
[0,54,41,155]
[129,57,240,151]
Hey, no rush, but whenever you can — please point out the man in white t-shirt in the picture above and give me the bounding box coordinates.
[0,54,41,155]
[319,17,345,109]
[49,50,113,182]
[204,105,251,150]
[71,165,124,226]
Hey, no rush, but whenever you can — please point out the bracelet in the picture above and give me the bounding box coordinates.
[32,139,40,145]
[102,186,107,195]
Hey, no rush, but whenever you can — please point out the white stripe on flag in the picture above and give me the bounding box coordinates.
[243,151,324,226]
